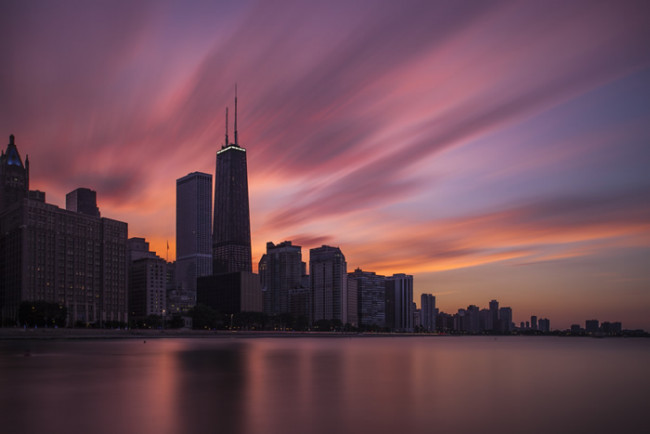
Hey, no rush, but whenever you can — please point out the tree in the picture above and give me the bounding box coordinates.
[189,304,219,330]
[18,301,67,327]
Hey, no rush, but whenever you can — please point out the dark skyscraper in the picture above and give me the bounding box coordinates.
[176,171,213,293]
[212,91,252,274]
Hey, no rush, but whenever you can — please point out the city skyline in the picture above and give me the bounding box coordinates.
[1,1,649,329]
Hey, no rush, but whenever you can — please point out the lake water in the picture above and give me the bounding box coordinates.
[1,336,648,434]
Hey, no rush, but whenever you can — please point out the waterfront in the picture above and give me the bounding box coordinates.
[1,336,648,434]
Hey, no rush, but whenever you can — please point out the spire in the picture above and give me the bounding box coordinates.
[9,134,14,145]
[225,107,229,146]
[234,84,238,146]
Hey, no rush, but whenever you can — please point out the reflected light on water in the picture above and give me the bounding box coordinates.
[1,337,649,434]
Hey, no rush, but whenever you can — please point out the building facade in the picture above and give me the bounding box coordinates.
[212,93,252,274]
[348,268,386,329]
[176,171,213,295]
[259,241,305,316]
[128,237,167,320]
[0,135,128,326]
[421,293,436,332]
[385,273,413,332]
[310,245,347,324]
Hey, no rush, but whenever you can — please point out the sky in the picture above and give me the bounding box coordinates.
[1,0,649,329]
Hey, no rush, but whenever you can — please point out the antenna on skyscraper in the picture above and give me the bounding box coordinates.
[234,84,238,146]
[225,107,229,146]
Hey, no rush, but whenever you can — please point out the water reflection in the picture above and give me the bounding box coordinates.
[0,337,648,434]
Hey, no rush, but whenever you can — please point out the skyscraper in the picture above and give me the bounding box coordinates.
[348,268,386,329]
[385,273,413,332]
[421,293,436,332]
[259,241,305,316]
[212,91,252,274]
[310,245,347,325]
[489,299,499,332]
[197,91,261,314]
[499,306,513,333]
[176,172,213,293]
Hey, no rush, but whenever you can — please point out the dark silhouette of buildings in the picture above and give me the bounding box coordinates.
[0,135,128,326]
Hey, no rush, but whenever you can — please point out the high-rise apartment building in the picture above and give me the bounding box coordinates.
[421,293,436,332]
[212,92,252,274]
[499,306,513,333]
[386,273,413,332]
[259,241,305,316]
[348,268,386,329]
[0,135,128,326]
[176,172,213,294]
[489,299,499,332]
[128,237,167,319]
[310,245,347,324]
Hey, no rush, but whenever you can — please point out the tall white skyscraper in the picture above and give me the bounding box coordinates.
[176,172,213,293]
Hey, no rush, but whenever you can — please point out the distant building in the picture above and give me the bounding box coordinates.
[601,321,621,335]
[176,172,212,295]
[385,273,413,332]
[421,293,436,332]
[531,315,538,331]
[259,241,304,316]
[489,299,499,332]
[413,308,421,329]
[348,268,386,329]
[499,307,513,333]
[310,245,348,324]
[585,319,600,334]
[479,308,493,331]
[466,305,480,333]
[128,238,167,320]
[538,317,550,332]
[0,135,128,326]
[66,188,100,217]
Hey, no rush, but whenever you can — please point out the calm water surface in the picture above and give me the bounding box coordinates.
[1,336,648,434]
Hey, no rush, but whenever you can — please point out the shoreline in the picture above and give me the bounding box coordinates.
[1,328,646,341]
